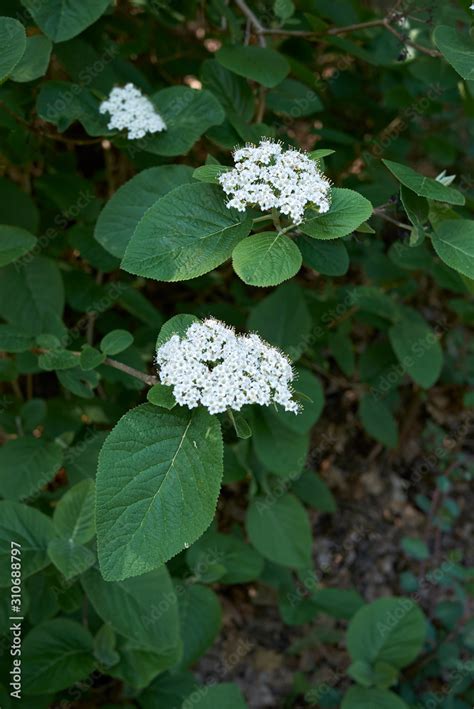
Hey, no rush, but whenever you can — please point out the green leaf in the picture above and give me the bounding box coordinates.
[156,314,199,349]
[313,589,364,620]
[80,345,106,370]
[388,310,443,388]
[216,45,290,88]
[247,282,312,359]
[20,0,111,42]
[201,59,254,123]
[38,349,78,371]
[0,256,64,336]
[100,329,133,355]
[81,566,181,660]
[96,404,223,581]
[274,0,295,20]
[147,383,176,409]
[342,687,409,709]
[177,584,221,668]
[358,394,398,449]
[10,35,52,82]
[434,25,474,81]
[228,410,252,439]
[252,408,309,476]
[246,494,312,569]
[275,367,324,434]
[308,149,336,160]
[0,502,55,586]
[0,437,63,501]
[400,185,428,230]
[266,78,322,116]
[138,87,225,156]
[301,188,373,240]
[0,324,34,353]
[52,480,95,543]
[431,219,474,279]
[193,165,231,184]
[292,470,337,513]
[122,183,252,282]
[232,232,302,286]
[400,537,429,561]
[0,225,37,266]
[347,597,426,669]
[298,236,349,276]
[22,619,95,695]
[36,80,111,136]
[181,683,248,709]
[186,530,263,584]
[47,538,95,580]
[382,159,465,206]
[0,17,26,83]
[93,624,119,668]
[0,177,39,232]
[95,166,194,258]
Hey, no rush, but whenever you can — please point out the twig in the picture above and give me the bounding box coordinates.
[36,349,158,387]
[374,208,412,231]
[103,357,158,386]
[382,20,441,58]
[234,0,266,46]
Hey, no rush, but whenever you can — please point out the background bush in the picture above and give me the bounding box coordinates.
[0,0,473,707]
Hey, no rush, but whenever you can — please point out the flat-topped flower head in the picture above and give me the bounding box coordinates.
[218,139,332,225]
[99,83,166,140]
[156,318,299,415]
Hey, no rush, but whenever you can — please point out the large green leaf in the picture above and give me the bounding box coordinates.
[10,35,52,82]
[301,189,373,240]
[20,0,110,42]
[0,225,37,266]
[177,584,221,668]
[247,281,312,359]
[201,59,254,122]
[36,80,112,136]
[0,256,64,336]
[266,78,323,116]
[272,367,324,434]
[342,687,409,709]
[96,404,223,581]
[121,183,252,282]
[138,87,225,156]
[0,437,63,500]
[0,177,39,232]
[347,597,426,668]
[0,17,26,83]
[0,502,54,586]
[47,538,95,580]
[232,232,302,286]
[181,683,248,709]
[382,159,465,205]
[434,25,474,81]
[388,310,443,388]
[52,480,95,543]
[186,530,263,584]
[246,494,312,569]
[216,45,290,88]
[431,219,474,279]
[252,408,310,476]
[81,566,181,659]
[358,394,398,449]
[95,166,194,258]
[22,619,95,694]
[298,236,349,276]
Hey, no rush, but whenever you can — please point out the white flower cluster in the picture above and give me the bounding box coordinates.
[156,319,299,415]
[99,83,166,140]
[218,139,332,224]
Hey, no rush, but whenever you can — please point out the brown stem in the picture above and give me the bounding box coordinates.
[234,0,266,46]
[374,209,412,231]
[103,357,158,386]
[35,348,158,387]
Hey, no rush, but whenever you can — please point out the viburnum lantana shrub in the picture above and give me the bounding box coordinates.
[0,0,473,707]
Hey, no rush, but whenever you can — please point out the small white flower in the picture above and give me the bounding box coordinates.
[99,83,166,140]
[471,2,474,10]
[156,319,300,415]
[218,139,332,225]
